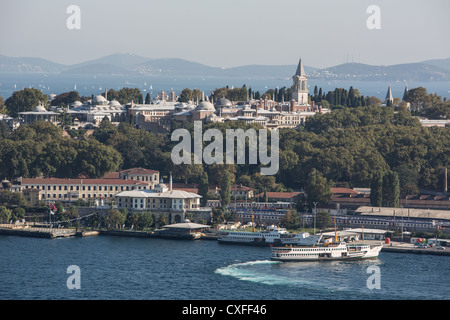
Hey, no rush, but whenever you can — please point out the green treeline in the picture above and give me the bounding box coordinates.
[0,104,449,198]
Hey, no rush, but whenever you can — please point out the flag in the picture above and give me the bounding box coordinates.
[49,203,57,215]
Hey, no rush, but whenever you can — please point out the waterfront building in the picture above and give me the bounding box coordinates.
[19,168,160,203]
[21,177,150,203]
[115,179,210,224]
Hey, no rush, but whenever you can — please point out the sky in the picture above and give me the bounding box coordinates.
[0,0,449,69]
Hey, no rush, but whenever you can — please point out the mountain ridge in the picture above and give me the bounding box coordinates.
[1,53,449,82]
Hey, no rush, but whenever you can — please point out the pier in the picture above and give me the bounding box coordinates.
[0,225,77,239]
[382,241,450,256]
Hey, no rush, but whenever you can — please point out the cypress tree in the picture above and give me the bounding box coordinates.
[198,172,209,207]
[370,172,383,207]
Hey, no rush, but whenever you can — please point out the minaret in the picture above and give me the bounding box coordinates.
[292,58,308,105]
[385,85,393,106]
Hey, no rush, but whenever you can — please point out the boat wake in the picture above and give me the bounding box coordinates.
[215,259,384,296]
[214,260,315,287]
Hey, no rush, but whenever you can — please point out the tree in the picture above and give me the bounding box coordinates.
[220,170,232,209]
[136,211,154,230]
[51,91,80,107]
[370,171,383,207]
[145,93,151,104]
[0,206,11,223]
[198,172,209,207]
[104,209,126,229]
[403,87,430,112]
[281,209,300,229]
[57,110,73,131]
[5,88,48,117]
[305,169,332,208]
[155,214,169,228]
[316,210,331,230]
[178,88,193,102]
[382,171,400,207]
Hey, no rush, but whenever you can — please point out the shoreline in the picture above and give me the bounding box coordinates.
[1,226,449,256]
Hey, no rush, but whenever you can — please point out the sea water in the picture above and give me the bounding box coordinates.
[0,235,449,300]
[1,73,449,101]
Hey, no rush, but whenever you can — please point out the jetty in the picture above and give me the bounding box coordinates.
[382,241,450,256]
[0,224,77,239]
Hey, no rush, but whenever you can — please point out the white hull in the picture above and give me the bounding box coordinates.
[271,243,382,262]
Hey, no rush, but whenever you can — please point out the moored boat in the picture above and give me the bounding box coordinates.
[217,226,322,247]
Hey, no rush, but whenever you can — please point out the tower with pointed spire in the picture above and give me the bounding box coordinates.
[292,58,309,105]
[385,85,393,106]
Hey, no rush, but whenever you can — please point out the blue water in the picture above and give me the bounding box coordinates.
[1,73,449,101]
[0,235,449,300]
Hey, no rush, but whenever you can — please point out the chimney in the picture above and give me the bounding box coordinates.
[170,172,173,191]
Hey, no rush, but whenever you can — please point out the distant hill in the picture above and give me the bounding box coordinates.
[61,62,137,75]
[130,58,222,76]
[70,53,150,69]
[420,58,450,72]
[310,62,450,82]
[0,54,64,73]
[0,53,449,82]
[220,65,319,78]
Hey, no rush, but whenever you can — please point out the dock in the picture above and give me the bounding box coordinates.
[0,225,77,239]
[382,241,450,256]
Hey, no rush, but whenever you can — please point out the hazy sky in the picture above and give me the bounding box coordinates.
[1,0,449,68]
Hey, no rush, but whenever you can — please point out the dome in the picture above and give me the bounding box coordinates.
[33,105,47,112]
[108,100,121,107]
[93,95,108,105]
[70,101,83,108]
[215,98,232,108]
[195,101,216,112]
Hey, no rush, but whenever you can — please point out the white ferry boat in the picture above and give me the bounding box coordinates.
[217,226,322,247]
[270,242,382,262]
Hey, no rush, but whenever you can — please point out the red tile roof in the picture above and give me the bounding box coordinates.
[119,167,159,175]
[102,172,120,179]
[331,188,360,195]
